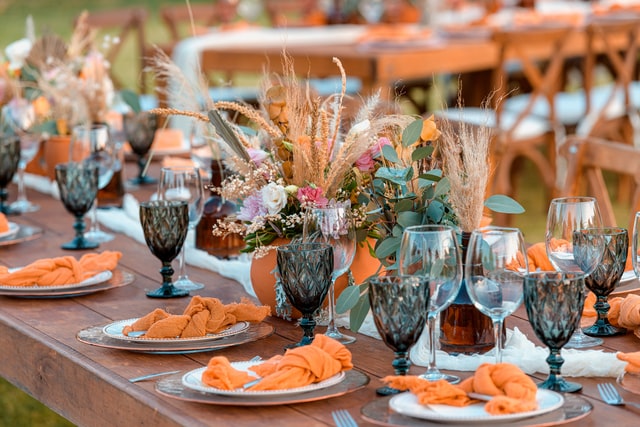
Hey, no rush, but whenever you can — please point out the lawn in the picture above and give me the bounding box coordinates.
[0,1,634,425]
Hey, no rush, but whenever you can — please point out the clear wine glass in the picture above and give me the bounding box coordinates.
[358,0,385,24]
[398,225,462,384]
[69,124,115,244]
[158,166,205,291]
[545,196,604,348]
[465,226,527,364]
[0,135,21,215]
[304,204,357,345]
[10,133,41,213]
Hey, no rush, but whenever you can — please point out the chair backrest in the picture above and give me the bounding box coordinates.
[579,16,640,138]
[264,0,325,27]
[160,2,237,43]
[81,7,148,93]
[560,135,640,231]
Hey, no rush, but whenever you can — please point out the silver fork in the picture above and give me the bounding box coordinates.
[331,409,358,427]
[597,383,640,409]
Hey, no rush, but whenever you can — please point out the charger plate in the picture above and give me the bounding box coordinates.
[0,224,43,246]
[156,369,369,406]
[611,271,638,295]
[0,269,133,298]
[361,393,593,427]
[0,222,19,239]
[103,319,249,343]
[77,321,274,354]
[618,370,640,396]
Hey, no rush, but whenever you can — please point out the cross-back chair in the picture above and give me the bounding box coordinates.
[560,135,640,232]
[437,24,577,226]
[81,7,148,93]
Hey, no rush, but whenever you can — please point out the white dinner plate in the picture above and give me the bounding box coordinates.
[182,361,346,397]
[389,389,564,424]
[0,269,112,290]
[102,319,250,343]
[620,270,635,284]
[0,222,20,240]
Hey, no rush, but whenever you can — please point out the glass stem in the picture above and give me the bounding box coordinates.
[326,278,338,333]
[89,203,99,233]
[177,227,192,280]
[426,314,439,374]
[494,319,504,364]
[16,162,27,202]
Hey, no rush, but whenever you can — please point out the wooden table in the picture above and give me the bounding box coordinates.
[1,162,640,426]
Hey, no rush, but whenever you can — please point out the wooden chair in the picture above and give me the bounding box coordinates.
[560,135,640,231]
[437,25,577,225]
[81,7,149,93]
[264,0,326,27]
[160,2,237,47]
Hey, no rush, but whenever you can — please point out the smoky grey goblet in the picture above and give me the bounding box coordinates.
[124,112,158,186]
[140,200,190,298]
[524,271,585,393]
[276,242,334,348]
[369,275,430,396]
[54,162,99,250]
[576,227,629,337]
[0,135,21,215]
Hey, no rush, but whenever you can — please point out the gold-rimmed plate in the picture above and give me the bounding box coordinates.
[0,270,112,291]
[102,319,250,343]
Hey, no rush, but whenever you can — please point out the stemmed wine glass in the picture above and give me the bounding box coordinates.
[398,225,462,384]
[10,133,42,213]
[358,0,385,24]
[276,242,334,347]
[0,135,20,215]
[303,205,357,344]
[54,162,99,250]
[545,196,604,348]
[369,275,430,396]
[140,200,190,298]
[69,124,115,244]
[124,112,158,186]
[158,166,205,291]
[524,271,586,392]
[576,227,628,336]
[465,226,527,364]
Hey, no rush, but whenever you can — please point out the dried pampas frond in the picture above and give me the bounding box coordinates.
[26,34,68,70]
[67,10,95,59]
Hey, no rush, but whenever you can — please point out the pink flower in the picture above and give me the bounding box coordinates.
[296,186,328,208]
[237,191,267,221]
[247,148,268,166]
[355,137,391,171]
[371,137,391,158]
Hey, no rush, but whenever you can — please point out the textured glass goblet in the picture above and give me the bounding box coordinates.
[124,112,158,186]
[140,200,190,298]
[0,135,21,215]
[54,162,99,250]
[276,242,334,348]
[524,271,586,393]
[576,227,628,337]
[369,275,430,396]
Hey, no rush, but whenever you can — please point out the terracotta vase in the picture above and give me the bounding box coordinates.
[42,135,72,180]
[24,142,47,177]
[250,237,381,319]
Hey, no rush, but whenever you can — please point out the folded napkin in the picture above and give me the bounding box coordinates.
[122,296,270,338]
[0,251,121,287]
[357,24,432,44]
[384,363,538,415]
[201,335,352,391]
[0,213,8,232]
[617,351,640,374]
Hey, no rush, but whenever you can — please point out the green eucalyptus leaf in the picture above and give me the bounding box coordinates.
[381,144,400,163]
[395,199,414,212]
[349,293,371,332]
[411,145,434,162]
[418,172,442,182]
[402,119,423,147]
[433,178,451,198]
[375,236,401,259]
[336,286,361,313]
[398,211,421,228]
[426,200,445,223]
[485,195,525,214]
[376,167,409,185]
[120,89,141,113]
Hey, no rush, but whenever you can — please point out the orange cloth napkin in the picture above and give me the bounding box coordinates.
[526,242,556,272]
[201,335,352,391]
[0,251,121,287]
[384,363,538,415]
[122,296,270,338]
[0,213,8,233]
[617,351,640,374]
[357,25,431,44]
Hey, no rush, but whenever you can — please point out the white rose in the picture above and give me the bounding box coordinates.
[5,38,32,71]
[261,182,288,215]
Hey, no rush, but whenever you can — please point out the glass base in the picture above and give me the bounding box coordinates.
[564,329,604,348]
[61,238,99,250]
[85,230,115,244]
[583,323,626,337]
[420,371,461,384]
[146,285,190,298]
[376,386,403,396]
[9,200,39,213]
[538,377,582,393]
[173,277,205,291]
[129,175,157,186]
[324,328,357,344]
